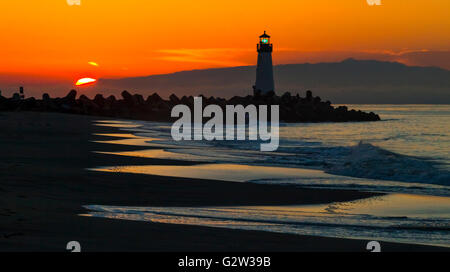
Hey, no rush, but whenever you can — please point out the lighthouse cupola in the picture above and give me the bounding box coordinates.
[258,31,272,52]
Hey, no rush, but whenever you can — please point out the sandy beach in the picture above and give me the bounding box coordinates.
[0,112,446,252]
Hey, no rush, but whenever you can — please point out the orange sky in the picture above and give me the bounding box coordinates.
[0,0,449,84]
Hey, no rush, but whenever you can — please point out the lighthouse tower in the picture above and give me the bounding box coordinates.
[254,31,274,95]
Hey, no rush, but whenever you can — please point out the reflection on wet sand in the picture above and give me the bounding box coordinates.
[92,130,161,147]
[89,163,449,197]
[94,149,212,162]
[90,163,332,182]
[84,193,450,247]
[94,120,142,128]
[95,133,142,138]
[93,137,160,147]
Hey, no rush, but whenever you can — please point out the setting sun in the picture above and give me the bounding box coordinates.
[75,77,97,86]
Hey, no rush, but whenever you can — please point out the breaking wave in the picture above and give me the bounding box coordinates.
[324,142,450,186]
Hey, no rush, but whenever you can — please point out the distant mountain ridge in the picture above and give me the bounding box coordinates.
[98,59,450,104]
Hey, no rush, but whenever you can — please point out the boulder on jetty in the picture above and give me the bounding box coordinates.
[0,88,380,122]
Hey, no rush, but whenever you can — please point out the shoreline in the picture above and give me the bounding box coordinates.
[0,111,447,251]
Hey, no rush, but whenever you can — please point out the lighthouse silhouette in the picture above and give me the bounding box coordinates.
[253,31,275,95]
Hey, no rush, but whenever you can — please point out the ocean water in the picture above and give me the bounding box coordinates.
[94,104,450,194]
[88,105,450,247]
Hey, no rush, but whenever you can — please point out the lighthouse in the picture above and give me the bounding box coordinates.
[254,31,275,95]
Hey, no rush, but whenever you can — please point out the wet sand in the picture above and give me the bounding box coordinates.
[0,112,446,251]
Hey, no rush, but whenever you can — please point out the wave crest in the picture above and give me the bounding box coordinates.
[325,142,450,185]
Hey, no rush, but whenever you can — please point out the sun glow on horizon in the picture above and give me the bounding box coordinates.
[76,77,97,86]
[0,0,449,79]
